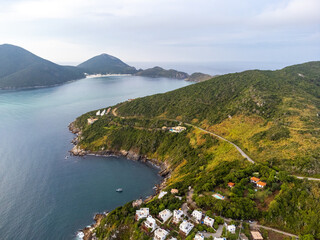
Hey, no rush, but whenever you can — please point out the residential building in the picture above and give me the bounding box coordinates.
[250,177,260,184]
[169,238,177,240]
[171,188,179,194]
[251,231,263,240]
[214,238,226,240]
[159,209,172,223]
[154,228,169,240]
[257,181,266,188]
[173,209,184,224]
[158,191,168,199]
[132,199,143,207]
[87,118,98,125]
[203,216,214,227]
[135,208,149,221]
[227,224,236,234]
[169,126,186,133]
[144,215,157,232]
[228,182,235,188]
[191,210,202,223]
[194,232,204,240]
[179,220,194,236]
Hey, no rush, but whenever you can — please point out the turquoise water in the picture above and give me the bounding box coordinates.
[0,76,191,240]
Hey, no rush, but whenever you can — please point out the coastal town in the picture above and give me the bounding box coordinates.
[130,176,271,240]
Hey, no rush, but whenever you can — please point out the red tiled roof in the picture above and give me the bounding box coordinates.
[250,177,260,182]
[257,181,266,186]
[228,182,235,187]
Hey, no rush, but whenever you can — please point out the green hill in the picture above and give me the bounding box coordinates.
[0,44,85,89]
[77,53,137,74]
[186,72,213,82]
[135,66,189,79]
[72,62,320,239]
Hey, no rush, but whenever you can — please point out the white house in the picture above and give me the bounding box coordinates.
[169,238,177,240]
[214,238,226,240]
[179,220,194,236]
[144,215,157,232]
[227,224,236,234]
[158,191,168,199]
[203,216,214,228]
[159,209,172,223]
[173,209,184,224]
[191,210,202,223]
[194,232,205,240]
[154,228,169,240]
[135,208,149,220]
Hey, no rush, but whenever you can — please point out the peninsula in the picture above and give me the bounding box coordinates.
[71,61,320,239]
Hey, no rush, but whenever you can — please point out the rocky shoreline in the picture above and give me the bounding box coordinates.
[68,121,171,239]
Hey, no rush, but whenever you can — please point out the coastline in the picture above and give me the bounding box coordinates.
[68,121,171,239]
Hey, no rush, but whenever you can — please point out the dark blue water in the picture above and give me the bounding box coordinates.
[0,76,191,240]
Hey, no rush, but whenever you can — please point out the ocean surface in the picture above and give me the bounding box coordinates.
[0,76,191,240]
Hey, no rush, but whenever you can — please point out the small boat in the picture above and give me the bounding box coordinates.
[65,156,68,159]
[116,188,123,192]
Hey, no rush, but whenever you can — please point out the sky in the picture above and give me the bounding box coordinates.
[0,0,319,66]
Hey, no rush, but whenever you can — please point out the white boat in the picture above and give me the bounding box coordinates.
[96,110,101,116]
[101,109,106,116]
[116,188,123,192]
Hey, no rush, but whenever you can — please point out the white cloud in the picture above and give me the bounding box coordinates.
[255,0,320,26]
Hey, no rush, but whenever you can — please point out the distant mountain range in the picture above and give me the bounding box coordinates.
[0,44,211,89]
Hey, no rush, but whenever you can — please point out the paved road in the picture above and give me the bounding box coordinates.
[185,123,255,164]
[294,176,320,181]
[253,223,298,238]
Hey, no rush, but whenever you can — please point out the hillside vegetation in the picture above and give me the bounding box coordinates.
[73,62,320,239]
[116,62,320,176]
[135,66,189,79]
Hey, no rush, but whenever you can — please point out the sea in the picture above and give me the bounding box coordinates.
[0,76,191,240]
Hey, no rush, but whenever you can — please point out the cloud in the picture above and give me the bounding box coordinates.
[255,0,320,26]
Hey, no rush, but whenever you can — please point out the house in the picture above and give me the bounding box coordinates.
[257,181,266,188]
[135,208,149,220]
[214,238,226,240]
[203,216,214,227]
[154,228,169,240]
[169,238,177,240]
[228,182,235,188]
[251,231,263,240]
[132,199,143,207]
[173,209,184,224]
[212,193,225,200]
[144,215,157,232]
[159,209,172,223]
[227,224,236,234]
[250,177,260,184]
[158,191,168,199]
[171,188,179,194]
[194,232,205,240]
[179,220,194,236]
[169,126,186,133]
[87,118,98,125]
[191,210,202,223]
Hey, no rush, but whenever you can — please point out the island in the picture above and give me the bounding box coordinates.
[70,61,320,239]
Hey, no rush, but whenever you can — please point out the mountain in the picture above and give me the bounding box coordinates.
[186,72,213,82]
[73,61,320,239]
[0,44,85,89]
[135,66,189,79]
[77,53,137,74]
